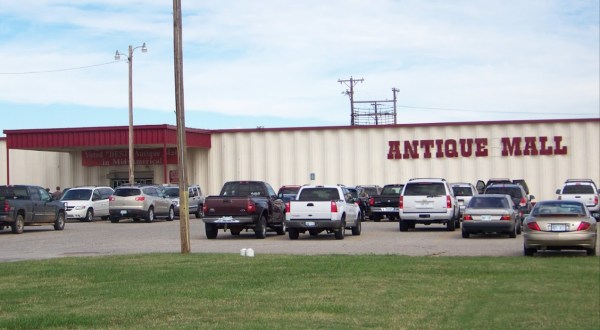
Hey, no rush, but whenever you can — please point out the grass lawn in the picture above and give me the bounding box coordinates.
[0,254,598,329]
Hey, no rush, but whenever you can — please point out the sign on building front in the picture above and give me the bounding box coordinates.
[82,148,178,166]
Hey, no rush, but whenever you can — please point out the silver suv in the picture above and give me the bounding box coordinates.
[399,178,460,231]
[61,186,114,222]
[556,179,600,220]
[162,184,205,218]
[109,185,175,223]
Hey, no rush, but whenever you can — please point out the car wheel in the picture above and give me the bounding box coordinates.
[145,207,154,223]
[54,212,65,231]
[461,229,469,238]
[455,219,461,229]
[446,218,456,231]
[516,219,522,235]
[275,220,286,235]
[288,228,299,240]
[110,216,120,223]
[586,248,596,256]
[166,206,175,221]
[352,217,362,236]
[85,209,94,222]
[11,213,25,234]
[509,225,517,238]
[399,220,409,232]
[205,223,218,239]
[254,215,267,239]
[334,221,345,240]
[195,204,203,218]
[524,246,536,256]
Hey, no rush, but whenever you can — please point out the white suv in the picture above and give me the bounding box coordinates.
[556,179,600,220]
[399,178,460,231]
[61,186,114,221]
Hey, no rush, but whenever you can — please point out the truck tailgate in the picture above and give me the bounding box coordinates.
[288,201,334,220]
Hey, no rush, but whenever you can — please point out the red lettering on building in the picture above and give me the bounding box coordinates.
[82,148,179,166]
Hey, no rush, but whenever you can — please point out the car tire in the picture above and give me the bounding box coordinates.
[586,248,596,256]
[524,246,536,256]
[399,220,409,232]
[461,229,469,238]
[455,219,461,229]
[54,212,65,231]
[145,207,154,223]
[334,220,345,240]
[85,209,94,222]
[516,219,522,235]
[351,217,361,236]
[110,216,120,223]
[446,218,456,231]
[509,225,517,238]
[275,221,286,235]
[254,215,267,239]
[288,228,299,240]
[195,204,203,218]
[205,223,218,239]
[166,206,175,221]
[11,213,25,234]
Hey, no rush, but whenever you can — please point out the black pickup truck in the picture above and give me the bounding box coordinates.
[368,184,404,222]
[0,185,66,234]
[202,181,286,239]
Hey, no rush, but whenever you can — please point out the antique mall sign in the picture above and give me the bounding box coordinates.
[82,148,178,166]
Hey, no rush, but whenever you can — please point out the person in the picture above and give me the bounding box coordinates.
[52,186,62,199]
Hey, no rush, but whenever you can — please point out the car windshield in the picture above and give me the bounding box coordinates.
[279,187,300,195]
[563,185,595,194]
[403,183,446,196]
[221,182,265,197]
[163,187,179,198]
[0,186,29,200]
[452,186,472,196]
[298,188,339,201]
[484,187,521,199]
[114,188,141,197]
[468,197,507,209]
[362,187,379,195]
[532,202,586,216]
[381,186,403,195]
[61,189,92,201]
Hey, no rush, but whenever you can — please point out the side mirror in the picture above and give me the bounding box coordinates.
[555,189,561,194]
[529,195,535,201]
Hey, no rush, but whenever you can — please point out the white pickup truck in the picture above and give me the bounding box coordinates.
[285,185,362,240]
[556,179,600,220]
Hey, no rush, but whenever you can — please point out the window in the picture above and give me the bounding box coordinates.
[404,183,446,196]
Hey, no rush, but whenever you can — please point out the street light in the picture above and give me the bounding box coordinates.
[115,43,147,185]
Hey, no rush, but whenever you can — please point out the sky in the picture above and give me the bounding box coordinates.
[0,1,598,136]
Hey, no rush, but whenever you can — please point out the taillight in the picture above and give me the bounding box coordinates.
[135,196,145,201]
[3,201,10,213]
[463,214,472,221]
[577,222,591,231]
[246,201,256,213]
[109,196,115,201]
[500,214,511,221]
[399,196,404,209]
[330,201,338,213]
[519,197,527,207]
[285,201,290,213]
[203,204,208,214]
[594,196,599,206]
[527,222,541,231]
[446,195,452,209]
[369,197,375,206]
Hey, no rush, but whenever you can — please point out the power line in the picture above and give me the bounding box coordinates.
[0,60,123,75]
[398,105,597,116]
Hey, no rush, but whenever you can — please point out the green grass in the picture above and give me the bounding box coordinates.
[0,254,598,329]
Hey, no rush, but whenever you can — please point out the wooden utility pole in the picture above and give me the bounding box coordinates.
[338,76,364,125]
[173,0,190,253]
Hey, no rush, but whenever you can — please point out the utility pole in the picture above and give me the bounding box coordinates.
[173,0,190,254]
[338,77,364,125]
[392,87,399,125]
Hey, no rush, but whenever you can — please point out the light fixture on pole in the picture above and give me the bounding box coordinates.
[115,43,147,185]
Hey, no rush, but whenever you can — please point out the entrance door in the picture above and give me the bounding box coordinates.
[112,178,154,189]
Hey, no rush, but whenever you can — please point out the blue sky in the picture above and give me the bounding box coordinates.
[0,1,598,136]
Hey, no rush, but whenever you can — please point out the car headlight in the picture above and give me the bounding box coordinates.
[74,206,86,210]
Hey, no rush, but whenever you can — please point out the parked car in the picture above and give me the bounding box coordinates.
[61,186,114,221]
[523,200,597,256]
[399,178,460,231]
[0,185,66,234]
[556,179,600,220]
[461,195,520,238]
[355,185,381,220]
[286,185,361,240]
[483,183,534,224]
[476,178,529,195]
[109,185,175,223]
[369,184,404,222]
[450,182,478,218]
[277,185,302,203]
[161,184,205,218]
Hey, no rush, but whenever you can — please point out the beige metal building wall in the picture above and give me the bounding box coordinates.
[205,120,599,200]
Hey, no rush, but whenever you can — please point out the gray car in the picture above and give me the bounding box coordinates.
[109,185,175,223]
[461,194,520,238]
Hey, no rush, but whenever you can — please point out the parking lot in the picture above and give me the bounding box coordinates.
[1,218,598,262]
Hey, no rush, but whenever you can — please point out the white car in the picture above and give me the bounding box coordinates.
[399,178,460,231]
[556,179,600,220]
[61,186,114,222]
[450,182,478,218]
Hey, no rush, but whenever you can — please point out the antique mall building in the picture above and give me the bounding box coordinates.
[1,118,599,200]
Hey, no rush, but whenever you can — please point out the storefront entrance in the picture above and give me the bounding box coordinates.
[111,178,154,189]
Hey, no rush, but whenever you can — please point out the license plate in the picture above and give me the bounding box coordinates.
[481,215,492,221]
[551,224,567,232]
[305,221,316,227]
[418,214,430,218]
[120,210,127,215]
[381,207,395,211]
[216,216,237,223]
